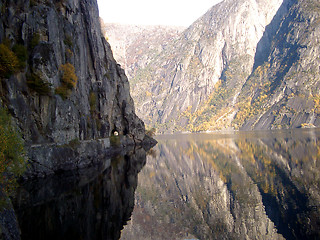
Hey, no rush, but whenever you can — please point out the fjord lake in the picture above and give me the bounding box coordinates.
[121,129,320,240]
[13,129,320,239]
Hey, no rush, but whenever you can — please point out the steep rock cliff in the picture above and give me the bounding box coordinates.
[127,0,289,133]
[0,0,144,143]
[235,0,320,130]
[114,0,320,133]
[0,0,146,173]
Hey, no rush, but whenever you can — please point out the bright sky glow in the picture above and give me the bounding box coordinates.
[97,0,223,26]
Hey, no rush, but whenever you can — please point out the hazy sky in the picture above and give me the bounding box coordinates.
[97,0,223,26]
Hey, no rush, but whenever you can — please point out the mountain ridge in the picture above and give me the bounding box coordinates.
[105,0,320,134]
[102,23,184,80]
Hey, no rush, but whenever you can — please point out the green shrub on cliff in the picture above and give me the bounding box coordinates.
[0,43,19,78]
[12,44,27,70]
[64,34,73,48]
[55,85,70,99]
[30,32,40,49]
[27,72,52,95]
[89,91,97,113]
[0,108,27,197]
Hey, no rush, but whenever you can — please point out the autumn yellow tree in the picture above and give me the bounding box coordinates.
[55,63,78,99]
[60,63,77,88]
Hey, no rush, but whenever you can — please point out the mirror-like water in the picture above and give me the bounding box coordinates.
[13,148,147,240]
[121,129,320,240]
[12,129,320,239]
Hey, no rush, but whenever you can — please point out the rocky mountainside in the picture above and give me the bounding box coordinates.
[102,23,184,80]
[121,0,320,133]
[0,0,147,174]
[234,0,320,130]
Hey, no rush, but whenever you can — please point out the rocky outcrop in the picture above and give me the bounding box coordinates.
[0,0,147,174]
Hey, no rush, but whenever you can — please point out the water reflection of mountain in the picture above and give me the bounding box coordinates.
[13,148,147,240]
[121,129,320,240]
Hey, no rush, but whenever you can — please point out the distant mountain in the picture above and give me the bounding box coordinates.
[105,0,320,134]
[101,23,184,80]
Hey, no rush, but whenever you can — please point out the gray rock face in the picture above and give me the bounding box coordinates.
[0,0,147,176]
[125,0,287,132]
[102,23,185,81]
[0,194,21,240]
[0,0,145,144]
[238,0,320,130]
[112,0,320,133]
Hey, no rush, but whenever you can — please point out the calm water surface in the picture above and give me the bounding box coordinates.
[13,129,320,239]
[121,129,320,240]
[13,148,147,240]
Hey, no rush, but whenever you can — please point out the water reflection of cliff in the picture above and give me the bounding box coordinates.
[13,148,147,240]
[121,129,320,240]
